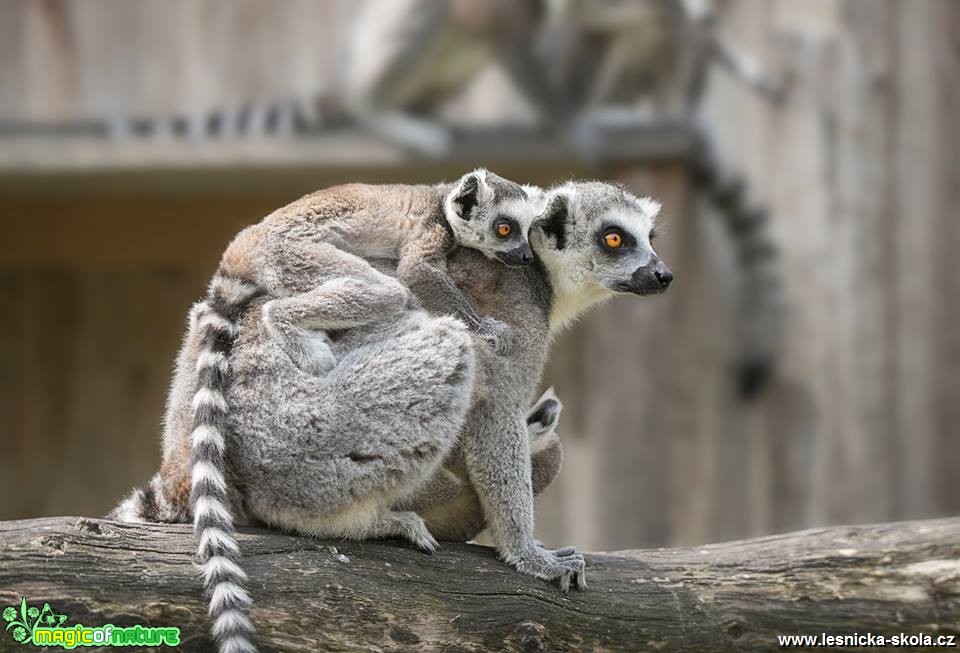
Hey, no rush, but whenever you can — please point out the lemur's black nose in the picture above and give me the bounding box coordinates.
[496,244,535,267]
[654,266,673,289]
[624,258,673,295]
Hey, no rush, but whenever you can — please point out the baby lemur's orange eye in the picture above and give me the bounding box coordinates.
[496,221,512,238]
[603,231,623,249]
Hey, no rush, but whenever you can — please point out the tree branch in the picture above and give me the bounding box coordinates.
[1,517,958,651]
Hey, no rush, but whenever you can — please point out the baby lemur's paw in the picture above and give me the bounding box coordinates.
[300,334,337,375]
[476,316,514,355]
[262,300,338,376]
[511,542,587,593]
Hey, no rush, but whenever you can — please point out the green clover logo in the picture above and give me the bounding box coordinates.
[3,597,69,645]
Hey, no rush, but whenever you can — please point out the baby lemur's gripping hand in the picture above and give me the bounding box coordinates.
[476,315,513,355]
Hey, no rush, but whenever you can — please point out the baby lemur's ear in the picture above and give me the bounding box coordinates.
[536,191,572,250]
[451,170,486,221]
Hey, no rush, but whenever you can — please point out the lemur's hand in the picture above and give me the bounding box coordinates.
[509,541,587,593]
[476,316,514,355]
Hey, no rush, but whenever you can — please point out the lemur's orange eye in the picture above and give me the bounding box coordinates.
[496,222,512,237]
[603,231,623,249]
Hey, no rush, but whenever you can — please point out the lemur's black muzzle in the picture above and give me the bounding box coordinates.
[496,243,535,267]
[619,258,673,295]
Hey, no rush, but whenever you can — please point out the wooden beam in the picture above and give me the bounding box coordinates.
[1,517,957,651]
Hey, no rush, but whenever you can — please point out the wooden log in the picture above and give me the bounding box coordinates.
[1,517,958,651]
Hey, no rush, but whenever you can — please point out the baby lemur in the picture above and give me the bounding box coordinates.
[217,167,538,373]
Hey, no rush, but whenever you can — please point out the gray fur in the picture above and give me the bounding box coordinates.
[228,296,477,548]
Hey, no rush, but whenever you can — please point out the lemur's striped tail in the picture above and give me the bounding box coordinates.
[108,472,188,523]
[190,274,260,653]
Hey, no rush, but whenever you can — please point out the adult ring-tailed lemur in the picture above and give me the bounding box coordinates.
[113,177,671,653]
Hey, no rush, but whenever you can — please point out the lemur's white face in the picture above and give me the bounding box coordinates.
[444,169,545,267]
[531,181,672,330]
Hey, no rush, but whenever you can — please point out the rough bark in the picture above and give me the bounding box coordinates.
[0,517,958,652]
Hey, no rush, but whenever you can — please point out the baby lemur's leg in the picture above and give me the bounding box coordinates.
[262,243,412,374]
[393,467,462,512]
[398,230,513,355]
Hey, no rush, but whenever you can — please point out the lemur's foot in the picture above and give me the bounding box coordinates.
[476,316,514,355]
[298,333,337,376]
[385,511,440,554]
[510,542,587,593]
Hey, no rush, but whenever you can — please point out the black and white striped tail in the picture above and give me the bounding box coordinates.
[190,275,260,653]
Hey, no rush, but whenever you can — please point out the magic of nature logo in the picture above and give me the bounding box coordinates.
[3,598,180,649]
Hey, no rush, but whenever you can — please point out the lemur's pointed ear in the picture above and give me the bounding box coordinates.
[452,173,481,221]
[537,192,570,250]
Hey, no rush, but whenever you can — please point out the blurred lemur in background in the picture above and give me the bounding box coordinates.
[542,0,785,397]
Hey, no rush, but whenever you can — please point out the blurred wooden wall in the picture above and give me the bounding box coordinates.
[0,0,345,121]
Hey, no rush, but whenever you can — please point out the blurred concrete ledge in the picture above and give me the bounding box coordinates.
[0,121,697,196]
